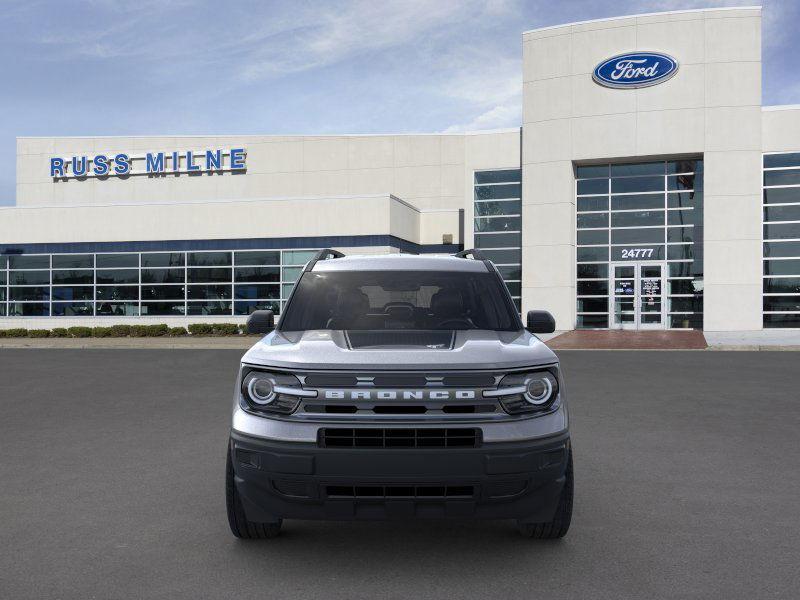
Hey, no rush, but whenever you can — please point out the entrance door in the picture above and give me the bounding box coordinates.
[610,262,666,330]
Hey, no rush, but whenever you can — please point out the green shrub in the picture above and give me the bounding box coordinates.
[50,328,69,338]
[92,327,113,338]
[109,324,132,337]
[128,324,169,337]
[0,330,6,338]
[188,323,214,336]
[28,329,51,338]
[129,325,149,337]
[185,323,240,336]
[5,328,29,338]
[146,324,169,337]
[212,323,239,336]
[237,323,249,335]
[67,326,92,338]
[167,326,188,336]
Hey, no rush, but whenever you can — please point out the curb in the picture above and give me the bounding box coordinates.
[547,347,708,351]
[707,344,800,351]
[0,337,259,349]
[3,340,799,351]
[547,345,800,351]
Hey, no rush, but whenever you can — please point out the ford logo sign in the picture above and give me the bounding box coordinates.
[593,52,678,89]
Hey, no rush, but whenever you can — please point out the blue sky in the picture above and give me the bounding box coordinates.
[1,0,798,206]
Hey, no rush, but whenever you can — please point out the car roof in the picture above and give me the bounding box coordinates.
[311,253,490,273]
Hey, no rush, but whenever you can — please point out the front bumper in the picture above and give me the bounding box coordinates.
[231,401,568,443]
[230,430,570,522]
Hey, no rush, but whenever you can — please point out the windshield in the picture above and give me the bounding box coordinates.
[279,270,520,332]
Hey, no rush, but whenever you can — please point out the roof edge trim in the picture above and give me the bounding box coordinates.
[763,104,800,112]
[522,5,762,36]
[16,128,521,141]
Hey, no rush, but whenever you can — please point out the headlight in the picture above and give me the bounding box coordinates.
[487,368,559,414]
[524,374,554,405]
[246,375,276,405]
[240,369,312,414]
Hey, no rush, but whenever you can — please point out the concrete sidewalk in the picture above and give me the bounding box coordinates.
[542,330,800,351]
[0,336,258,349]
[704,329,800,350]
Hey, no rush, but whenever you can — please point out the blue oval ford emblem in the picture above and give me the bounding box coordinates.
[593,52,678,89]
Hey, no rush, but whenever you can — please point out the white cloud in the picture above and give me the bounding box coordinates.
[30,1,193,60]
[761,0,797,50]
[442,103,521,132]
[236,0,481,81]
[231,0,529,132]
[438,56,522,132]
[766,79,800,107]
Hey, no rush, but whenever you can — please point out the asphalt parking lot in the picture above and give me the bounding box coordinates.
[1,349,799,600]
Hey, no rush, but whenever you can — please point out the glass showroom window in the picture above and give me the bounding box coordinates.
[233,250,280,316]
[0,256,5,316]
[575,159,704,329]
[96,253,140,316]
[474,169,522,312]
[7,254,51,317]
[53,253,95,317]
[0,248,322,318]
[763,152,800,328]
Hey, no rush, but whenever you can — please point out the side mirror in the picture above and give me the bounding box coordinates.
[526,310,555,334]
[247,310,275,334]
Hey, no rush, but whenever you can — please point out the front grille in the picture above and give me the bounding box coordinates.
[325,485,475,499]
[304,404,496,415]
[319,427,481,448]
[300,372,499,388]
[441,374,495,387]
[372,374,428,387]
[291,370,515,421]
[303,374,359,387]
[372,405,426,414]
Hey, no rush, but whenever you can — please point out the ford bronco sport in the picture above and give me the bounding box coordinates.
[226,249,572,539]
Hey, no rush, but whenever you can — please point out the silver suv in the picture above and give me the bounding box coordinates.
[226,250,572,539]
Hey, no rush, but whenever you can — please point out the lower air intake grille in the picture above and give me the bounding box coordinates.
[325,485,475,499]
[319,428,481,448]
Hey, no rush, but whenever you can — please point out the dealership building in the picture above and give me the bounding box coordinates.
[2,6,800,333]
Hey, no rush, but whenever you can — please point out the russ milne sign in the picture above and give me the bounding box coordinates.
[593,52,678,89]
[50,148,246,179]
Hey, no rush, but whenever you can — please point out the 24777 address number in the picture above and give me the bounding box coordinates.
[620,247,655,259]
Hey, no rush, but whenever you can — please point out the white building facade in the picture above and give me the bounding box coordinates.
[2,6,799,332]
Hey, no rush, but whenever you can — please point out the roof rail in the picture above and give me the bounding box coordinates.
[304,248,345,272]
[454,248,488,261]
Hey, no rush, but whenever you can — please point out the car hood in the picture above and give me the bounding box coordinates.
[242,329,558,370]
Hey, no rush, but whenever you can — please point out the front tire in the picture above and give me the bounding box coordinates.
[226,450,282,539]
[517,448,573,539]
